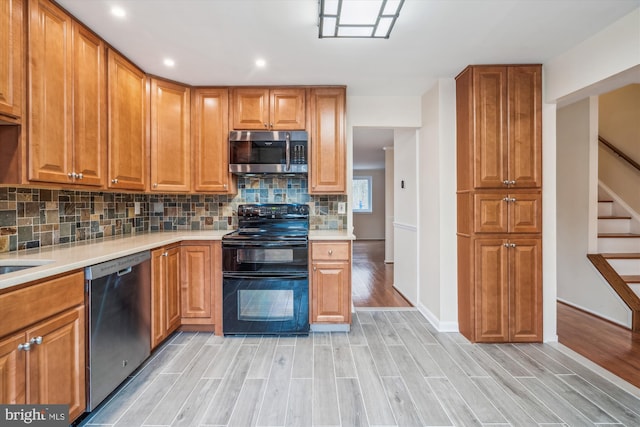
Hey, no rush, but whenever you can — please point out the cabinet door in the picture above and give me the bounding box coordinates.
[473,67,507,189]
[192,88,234,193]
[231,88,269,130]
[150,78,190,192]
[107,49,148,191]
[26,306,85,421]
[0,333,26,404]
[509,239,542,342]
[474,239,509,342]
[28,0,73,184]
[474,193,508,233]
[309,87,346,194]
[311,261,351,323]
[508,66,541,188]
[0,0,23,121]
[72,23,106,187]
[165,246,182,335]
[151,248,167,348]
[270,88,305,130]
[180,244,212,320]
[509,192,542,233]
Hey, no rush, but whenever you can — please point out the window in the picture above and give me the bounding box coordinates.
[352,176,372,213]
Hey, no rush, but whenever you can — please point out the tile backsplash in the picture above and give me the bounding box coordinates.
[0,177,347,253]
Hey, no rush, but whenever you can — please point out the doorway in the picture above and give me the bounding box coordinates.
[352,127,411,307]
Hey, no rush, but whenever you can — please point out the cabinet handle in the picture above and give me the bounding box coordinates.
[502,180,510,186]
[502,197,510,202]
[68,172,75,179]
[18,342,31,352]
[162,252,168,257]
[509,180,516,185]
[504,243,516,248]
[153,183,158,188]
[502,197,516,203]
[313,266,316,271]
[111,178,118,184]
[30,336,43,345]
[77,173,83,180]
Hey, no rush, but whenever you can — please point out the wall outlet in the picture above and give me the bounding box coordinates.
[134,202,141,215]
[338,202,346,214]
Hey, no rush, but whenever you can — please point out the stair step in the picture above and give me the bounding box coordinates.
[598,217,632,233]
[598,200,614,216]
[598,234,640,252]
[622,275,640,284]
[602,253,640,259]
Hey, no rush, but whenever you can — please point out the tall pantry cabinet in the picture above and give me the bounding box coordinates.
[456,65,542,343]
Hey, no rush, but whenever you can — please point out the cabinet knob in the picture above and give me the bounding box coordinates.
[18,342,31,352]
[503,242,516,248]
[224,184,227,189]
[264,123,268,128]
[502,180,510,186]
[270,123,273,128]
[509,180,516,185]
[111,178,119,184]
[77,173,83,180]
[328,249,333,255]
[30,336,43,345]
[153,183,158,188]
[162,252,168,257]
[313,266,316,271]
[68,172,75,179]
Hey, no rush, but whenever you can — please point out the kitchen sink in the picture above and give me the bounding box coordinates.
[0,260,53,275]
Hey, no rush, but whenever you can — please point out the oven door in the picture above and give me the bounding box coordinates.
[222,272,309,335]
[222,240,308,273]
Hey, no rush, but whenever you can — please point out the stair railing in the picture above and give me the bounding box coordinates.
[598,136,640,173]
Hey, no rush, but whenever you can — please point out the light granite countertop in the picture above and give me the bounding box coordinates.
[0,230,355,291]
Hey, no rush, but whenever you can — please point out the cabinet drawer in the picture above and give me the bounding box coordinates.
[311,242,350,261]
[0,271,84,338]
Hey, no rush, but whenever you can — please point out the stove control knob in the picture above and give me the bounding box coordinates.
[299,205,309,215]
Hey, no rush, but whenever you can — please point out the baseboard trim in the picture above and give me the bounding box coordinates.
[310,323,350,332]
[416,303,459,332]
[557,298,631,328]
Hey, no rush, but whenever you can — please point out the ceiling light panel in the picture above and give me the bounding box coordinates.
[319,0,405,39]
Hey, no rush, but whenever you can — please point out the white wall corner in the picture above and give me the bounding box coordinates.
[416,302,459,333]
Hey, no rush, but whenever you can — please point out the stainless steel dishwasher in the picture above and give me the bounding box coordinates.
[85,251,151,411]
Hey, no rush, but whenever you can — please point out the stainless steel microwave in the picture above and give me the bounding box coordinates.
[228,130,308,175]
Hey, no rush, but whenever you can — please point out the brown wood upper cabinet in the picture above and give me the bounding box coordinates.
[28,0,106,186]
[191,88,235,193]
[0,0,23,123]
[461,65,541,190]
[150,78,191,192]
[231,87,306,130]
[107,49,148,191]
[309,87,346,194]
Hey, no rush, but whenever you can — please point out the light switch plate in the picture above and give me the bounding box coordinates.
[134,202,141,215]
[338,202,346,214]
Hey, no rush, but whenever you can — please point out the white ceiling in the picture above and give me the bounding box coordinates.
[56,0,640,168]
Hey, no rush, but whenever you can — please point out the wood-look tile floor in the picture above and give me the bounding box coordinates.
[80,310,640,427]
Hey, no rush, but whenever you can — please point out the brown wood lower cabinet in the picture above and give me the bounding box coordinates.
[0,271,85,421]
[151,245,181,348]
[310,241,352,324]
[180,241,222,334]
[474,237,542,342]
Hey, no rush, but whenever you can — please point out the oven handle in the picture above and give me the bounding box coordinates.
[285,132,291,172]
[222,241,308,249]
[223,272,308,280]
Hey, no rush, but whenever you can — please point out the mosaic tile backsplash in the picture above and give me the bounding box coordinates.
[0,177,347,253]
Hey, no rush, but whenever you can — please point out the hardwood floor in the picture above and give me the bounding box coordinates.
[79,310,640,427]
[557,301,640,389]
[352,240,411,308]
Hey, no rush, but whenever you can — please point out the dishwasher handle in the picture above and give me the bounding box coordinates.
[85,251,151,280]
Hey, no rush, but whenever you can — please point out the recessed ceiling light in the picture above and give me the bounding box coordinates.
[111,6,126,18]
[255,59,266,68]
[163,58,175,67]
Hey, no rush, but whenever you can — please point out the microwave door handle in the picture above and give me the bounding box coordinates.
[285,132,291,172]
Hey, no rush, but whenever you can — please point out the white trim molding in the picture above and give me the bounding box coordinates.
[417,302,459,333]
[393,222,417,232]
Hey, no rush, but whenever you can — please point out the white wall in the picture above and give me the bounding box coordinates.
[556,98,631,327]
[353,169,385,240]
[393,128,419,305]
[417,79,458,331]
[545,8,640,103]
